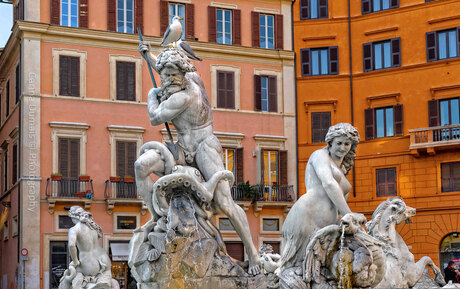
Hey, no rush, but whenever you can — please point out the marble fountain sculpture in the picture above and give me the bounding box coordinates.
[59,206,119,289]
[125,36,446,288]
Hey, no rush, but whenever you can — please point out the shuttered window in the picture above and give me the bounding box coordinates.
[117,0,134,33]
[222,148,243,183]
[254,75,277,112]
[12,144,17,185]
[365,105,403,140]
[222,148,235,176]
[376,167,397,198]
[300,0,328,20]
[363,38,400,72]
[225,241,244,261]
[108,0,142,32]
[428,98,460,141]
[362,0,398,14]
[426,27,460,62]
[168,3,185,40]
[216,9,232,44]
[235,147,244,183]
[50,242,71,289]
[13,0,24,22]
[441,162,460,193]
[59,55,80,97]
[52,0,88,28]
[116,61,136,101]
[5,81,9,117]
[58,138,80,179]
[251,12,283,50]
[311,112,331,143]
[217,71,235,109]
[61,0,79,27]
[116,141,136,177]
[15,64,20,104]
[301,47,338,76]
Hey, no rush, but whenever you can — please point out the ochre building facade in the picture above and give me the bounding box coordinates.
[0,0,296,288]
[295,0,460,271]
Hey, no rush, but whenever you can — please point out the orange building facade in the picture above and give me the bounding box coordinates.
[295,0,460,272]
[0,0,296,288]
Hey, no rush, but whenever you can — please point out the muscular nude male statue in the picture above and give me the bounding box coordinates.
[135,44,261,275]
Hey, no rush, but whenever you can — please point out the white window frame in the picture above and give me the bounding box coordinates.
[52,48,87,98]
[54,211,74,233]
[210,65,241,110]
[61,0,79,28]
[260,215,283,234]
[169,3,186,40]
[107,125,144,177]
[50,122,90,175]
[113,212,140,233]
[109,55,143,103]
[222,147,235,175]
[260,14,274,49]
[254,68,283,114]
[117,0,135,33]
[216,9,232,45]
[254,134,286,184]
[216,215,237,234]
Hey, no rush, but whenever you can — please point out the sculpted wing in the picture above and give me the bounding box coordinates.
[303,224,341,285]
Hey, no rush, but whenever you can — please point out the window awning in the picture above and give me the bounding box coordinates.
[110,242,129,261]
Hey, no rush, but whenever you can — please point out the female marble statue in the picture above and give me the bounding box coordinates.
[280,123,360,270]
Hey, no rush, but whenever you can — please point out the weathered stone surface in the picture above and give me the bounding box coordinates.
[181,238,218,278]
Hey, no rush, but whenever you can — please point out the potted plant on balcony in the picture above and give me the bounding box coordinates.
[237,181,256,202]
[110,176,121,182]
[79,174,91,182]
[123,175,135,183]
[51,173,62,181]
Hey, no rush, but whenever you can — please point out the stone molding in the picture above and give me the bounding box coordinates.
[254,68,283,114]
[107,125,145,176]
[109,54,143,103]
[52,48,87,98]
[210,64,241,110]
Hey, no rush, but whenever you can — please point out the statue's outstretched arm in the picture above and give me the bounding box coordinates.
[311,151,352,216]
[148,90,191,126]
[68,227,80,266]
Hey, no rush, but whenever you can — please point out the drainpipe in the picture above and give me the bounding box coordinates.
[347,0,356,197]
[291,0,300,200]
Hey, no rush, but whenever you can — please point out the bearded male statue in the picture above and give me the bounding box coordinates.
[134,43,261,275]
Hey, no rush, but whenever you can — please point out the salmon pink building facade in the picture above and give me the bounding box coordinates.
[0,0,296,288]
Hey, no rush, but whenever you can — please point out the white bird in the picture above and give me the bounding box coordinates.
[177,40,202,61]
[161,15,183,47]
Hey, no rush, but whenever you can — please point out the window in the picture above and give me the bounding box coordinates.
[116,141,136,177]
[262,218,280,232]
[59,55,80,97]
[50,241,71,289]
[426,28,460,62]
[3,149,7,192]
[222,148,235,175]
[58,138,80,180]
[61,0,79,27]
[251,12,283,50]
[15,64,20,104]
[362,0,398,14]
[428,98,460,140]
[376,167,397,197]
[216,9,232,44]
[300,0,328,20]
[117,0,134,33]
[263,150,278,186]
[363,38,401,72]
[217,71,234,109]
[208,6,241,45]
[12,215,18,237]
[260,14,274,49]
[12,144,17,184]
[218,218,235,231]
[3,221,8,241]
[225,241,244,261]
[311,112,331,143]
[58,215,74,230]
[169,3,185,40]
[441,162,460,192]
[365,105,402,140]
[254,75,277,112]
[301,47,338,76]
[116,215,137,230]
[116,61,136,101]
[5,80,9,117]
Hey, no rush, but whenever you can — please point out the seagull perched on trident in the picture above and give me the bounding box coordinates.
[161,15,184,47]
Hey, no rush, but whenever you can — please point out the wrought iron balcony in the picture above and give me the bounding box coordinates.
[104,179,146,215]
[409,124,460,155]
[253,184,295,216]
[45,177,94,213]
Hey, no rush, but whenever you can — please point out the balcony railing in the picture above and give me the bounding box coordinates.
[231,185,246,202]
[409,124,460,153]
[45,178,94,199]
[253,184,294,202]
[104,179,140,199]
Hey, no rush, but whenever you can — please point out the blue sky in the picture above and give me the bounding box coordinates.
[0,4,13,48]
